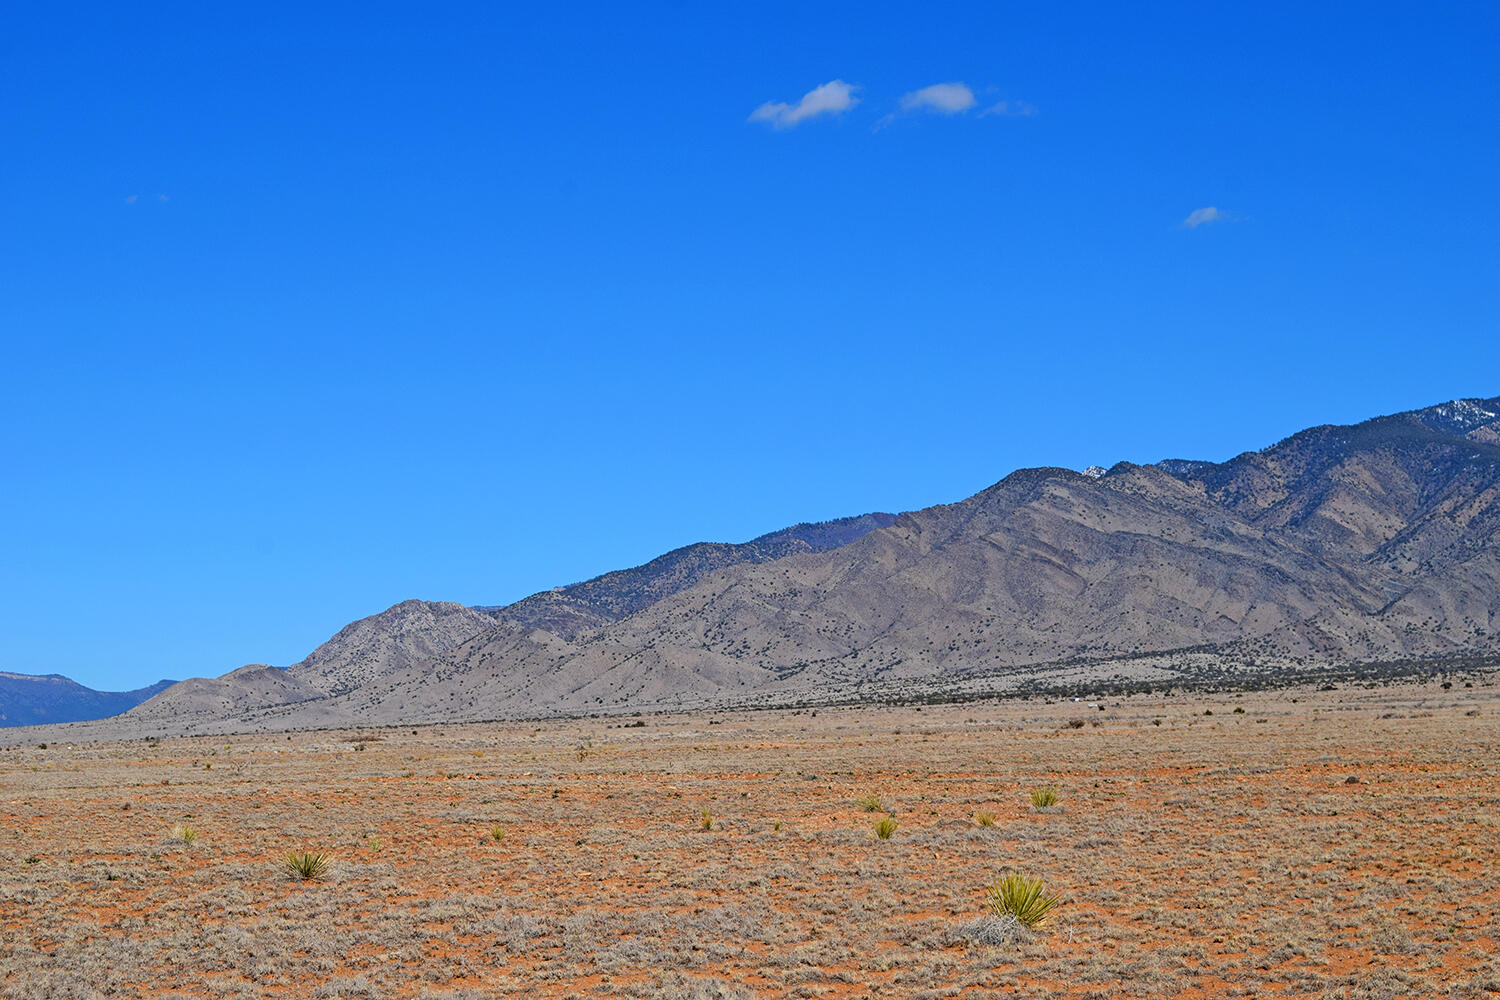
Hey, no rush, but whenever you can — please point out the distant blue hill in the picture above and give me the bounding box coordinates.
[0,672,176,727]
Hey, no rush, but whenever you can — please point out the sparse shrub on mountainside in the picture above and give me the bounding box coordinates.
[854,792,885,812]
[873,815,898,840]
[974,811,996,826]
[170,824,198,845]
[1030,787,1059,808]
[699,808,714,831]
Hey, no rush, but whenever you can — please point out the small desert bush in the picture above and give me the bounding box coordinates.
[699,808,714,831]
[490,824,506,842]
[952,913,1029,948]
[854,792,886,812]
[282,850,331,882]
[1030,786,1059,808]
[975,811,996,827]
[986,872,1064,928]
[170,824,198,846]
[873,815,899,840]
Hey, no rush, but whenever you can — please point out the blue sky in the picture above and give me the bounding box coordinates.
[2,2,1496,690]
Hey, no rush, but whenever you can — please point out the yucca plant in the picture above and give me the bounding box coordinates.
[974,811,996,827]
[986,872,1064,928]
[699,808,714,831]
[170,824,198,846]
[873,815,899,840]
[1030,786,1059,808]
[282,850,331,882]
[490,824,506,843]
[854,792,886,813]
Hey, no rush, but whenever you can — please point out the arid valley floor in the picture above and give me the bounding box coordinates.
[3,678,1497,999]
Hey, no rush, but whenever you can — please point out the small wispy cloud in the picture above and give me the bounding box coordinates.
[124,194,139,205]
[749,80,859,129]
[979,99,1038,118]
[899,82,976,115]
[878,84,1036,128]
[1182,206,1231,229]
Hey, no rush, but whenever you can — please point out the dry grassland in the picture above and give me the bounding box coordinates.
[2,679,1497,999]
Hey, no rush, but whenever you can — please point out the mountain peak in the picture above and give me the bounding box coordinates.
[1408,396,1500,434]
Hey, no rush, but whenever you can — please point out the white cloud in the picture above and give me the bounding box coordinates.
[749,80,859,129]
[898,82,976,115]
[1182,206,1229,229]
[979,99,1038,117]
[124,194,139,204]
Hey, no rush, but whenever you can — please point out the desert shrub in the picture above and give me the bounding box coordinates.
[282,850,331,882]
[975,811,996,827]
[873,815,899,840]
[490,824,506,842]
[170,824,198,846]
[951,913,1029,947]
[699,808,714,831]
[986,872,1064,928]
[854,792,886,812]
[1030,786,1059,808]
[1066,719,1086,729]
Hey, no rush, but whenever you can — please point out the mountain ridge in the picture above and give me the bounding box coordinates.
[0,673,176,728]
[13,394,1500,737]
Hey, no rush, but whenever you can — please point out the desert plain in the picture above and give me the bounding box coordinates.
[2,677,1497,1000]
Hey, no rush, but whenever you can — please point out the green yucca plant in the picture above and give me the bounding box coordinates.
[873,815,899,840]
[986,872,1064,928]
[282,850,331,882]
[170,824,198,846]
[699,808,714,831]
[854,792,886,813]
[1030,786,1059,808]
[974,811,996,827]
[489,824,506,843]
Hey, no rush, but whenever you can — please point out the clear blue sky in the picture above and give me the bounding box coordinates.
[2,2,1496,690]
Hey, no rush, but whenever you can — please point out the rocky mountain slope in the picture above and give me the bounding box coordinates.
[0,673,175,727]
[37,395,1500,737]
[484,513,899,637]
[110,514,898,731]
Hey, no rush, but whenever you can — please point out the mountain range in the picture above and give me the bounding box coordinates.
[9,395,1499,737]
[0,673,175,728]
